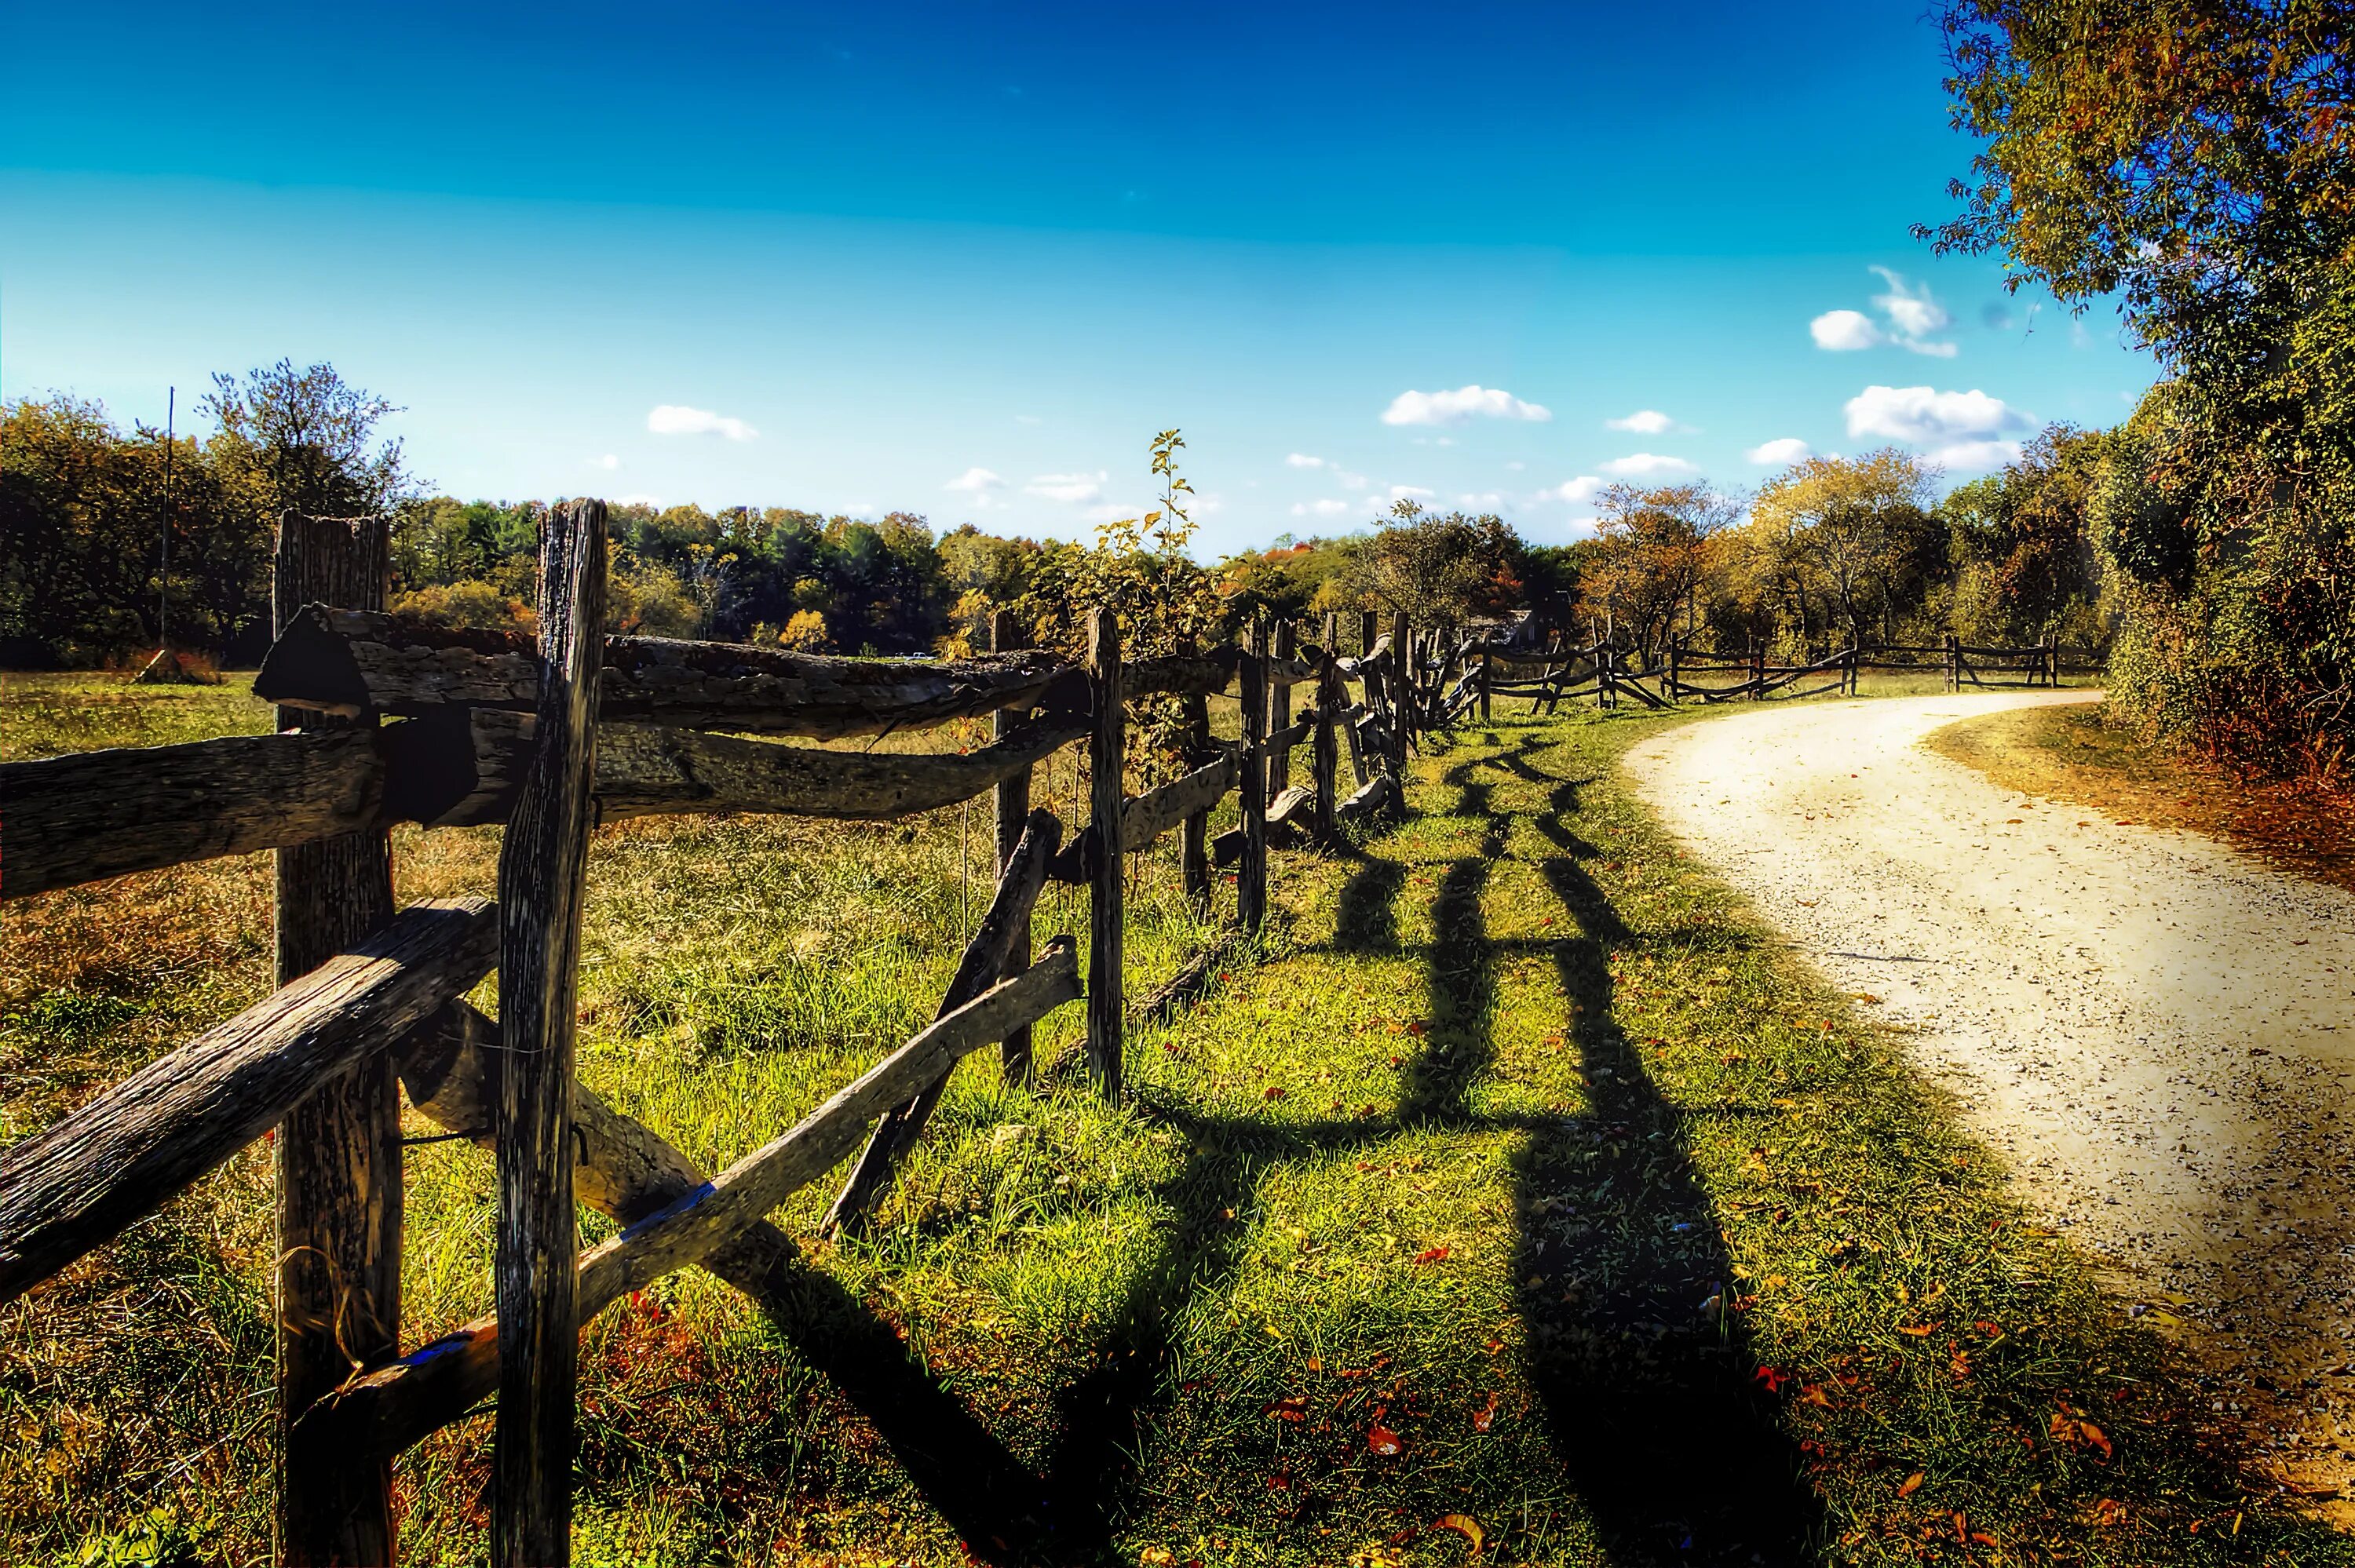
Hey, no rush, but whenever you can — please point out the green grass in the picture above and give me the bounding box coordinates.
[2,678,2342,1566]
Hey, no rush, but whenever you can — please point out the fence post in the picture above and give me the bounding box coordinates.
[1269,619,1295,804]
[1478,644,1492,722]
[1178,633,1212,910]
[1086,607,1124,1097]
[1944,633,1959,692]
[1389,611,1411,785]
[1751,638,1765,700]
[1599,641,1616,711]
[990,609,1034,1085]
[1359,609,1377,664]
[1313,613,1339,841]
[272,513,400,1567]
[494,498,607,1568]
[1667,639,1680,702]
[1240,617,1269,934]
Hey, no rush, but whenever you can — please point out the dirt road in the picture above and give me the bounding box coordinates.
[1624,691,2355,1496]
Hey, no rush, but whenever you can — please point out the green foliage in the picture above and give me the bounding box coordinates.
[1929,0,2355,782]
[1575,482,1738,655]
[1940,425,2113,647]
[1339,501,1527,626]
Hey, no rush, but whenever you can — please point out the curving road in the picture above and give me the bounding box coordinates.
[1624,691,2355,1497]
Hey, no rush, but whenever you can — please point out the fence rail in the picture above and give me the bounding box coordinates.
[0,505,1424,1565]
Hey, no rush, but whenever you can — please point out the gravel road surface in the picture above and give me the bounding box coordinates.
[1625,691,2355,1497]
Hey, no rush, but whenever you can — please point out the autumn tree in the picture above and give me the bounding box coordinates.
[1341,501,1526,626]
[1576,483,1737,659]
[1749,450,1945,650]
[1941,425,2112,646]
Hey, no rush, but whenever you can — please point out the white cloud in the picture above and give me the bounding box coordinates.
[1380,384,1552,426]
[1599,452,1697,477]
[1744,437,1813,465]
[1084,501,1136,522]
[1927,439,2024,472]
[1844,385,2028,446]
[1284,453,1327,469]
[588,454,620,471]
[1026,470,1108,503]
[1291,498,1353,518]
[1337,470,1371,490]
[1812,271,1958,357]
[1389,484,1435,501]
[1810,309,1882,352]
[944,467,1006,493]
[1546,476,1605,505]
[1871,267,1955,356]
[647,403,758,441]
[1606,409,1693,435]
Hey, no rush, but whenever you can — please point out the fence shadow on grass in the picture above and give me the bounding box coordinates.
[1433,738,1822,1565]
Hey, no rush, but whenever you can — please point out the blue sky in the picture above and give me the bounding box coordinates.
[1,1,2156,557]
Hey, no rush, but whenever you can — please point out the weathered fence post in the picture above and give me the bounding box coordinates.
[1598,640,1616,711]
[1240,617,1269,934]
[989,610,1035,1085]
[272,512,400,1567]
[1751,638,1766,700]
[1178,633,1212,910]
[1313,613,1339,841]
[1478,644,1492,722]
[1667,638,1680,703]
[1359,610,1377,664]
[1086,607,1123,1096]
[1269,619,1295,804]
[1389,611,1411,785]
[494,498,608,1568]
[1944,633,1959,692]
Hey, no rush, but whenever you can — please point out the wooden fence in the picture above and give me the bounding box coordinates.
[0,503,1421,1566]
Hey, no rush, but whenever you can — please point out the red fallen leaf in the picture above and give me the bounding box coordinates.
[1433,1513,1485,1552]
[1263,1085,1287,1100]
[1413,1245,1451,1265]
[1897,1471,1925,1498]
[1471,1391,1500,1431]
[1753,1366,1791,1395]
[1264,1396,1307,1423]
[1975,1320,2003,1340]
[1404,1020,1429,1037]
[2091,1497,2126,1527]
[1796,1384,1832,1408]
[1367,1423,1404,1456]
[1484,1338,1505,1355]
[1896,1322,1939,1337]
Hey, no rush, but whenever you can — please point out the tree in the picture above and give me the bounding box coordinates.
[1341,501,1526,626]
[1751,451,1944,648]
[1577,483,1737,658]
[1941,425,2112,646]
[203,360,410,520]
[1928,0,2355,778]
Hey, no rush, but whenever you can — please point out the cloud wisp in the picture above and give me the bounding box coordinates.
[944,467,1006,493]
[1809,268,1958,359]
[1027,470,1108,503]
[1605,409,1694,435]
[647,403,758,441]
[1600,452,1697,478]
[1380,385,1552,426]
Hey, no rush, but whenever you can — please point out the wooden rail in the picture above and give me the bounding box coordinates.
[3,527,1430,1564]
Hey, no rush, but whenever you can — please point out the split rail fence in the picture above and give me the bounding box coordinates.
[0,505,1426,1566]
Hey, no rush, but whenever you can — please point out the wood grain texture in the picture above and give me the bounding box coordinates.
[303,944,1082,1464]
[1177,636,1212,910]
[1085,610,1123,1097]
[1313,618,1341,841]
[271,512,402,1568]
[0,731,382,902]
[256,605,1082,738]
[823,808,1061,1233]
[1389,612,1412,789]
[0,898,496,1307]
[494,500,606,1568]
[1239,622,1269,935]
[1120,753,1238,852]
[1268,622,1294,804]
[988,611,1035,1085]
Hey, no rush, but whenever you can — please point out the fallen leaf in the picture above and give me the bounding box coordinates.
[1265,1396,1306,1423]
[1263,1085,1287,1100]
[1367,1424,1404,1456]
[1413,1245,1451,1266]
[1898,1471,1925,1498]
[1432,1514,1485,1552]
[1471,1391,1500,1432]
[1753,1365,1791,1395]
[1897,1322,1939,1337]
[1141,1549,1176,1566]
[1797,1384,1832,1408]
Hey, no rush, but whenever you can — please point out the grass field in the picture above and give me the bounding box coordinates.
[2,672,2343,1566]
